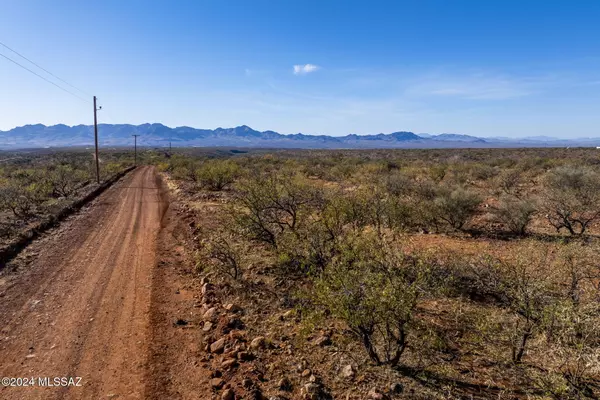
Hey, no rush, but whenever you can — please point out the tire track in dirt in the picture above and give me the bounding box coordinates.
[0,166,167,400]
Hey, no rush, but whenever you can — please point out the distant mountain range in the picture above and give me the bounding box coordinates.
[1,123,600,149]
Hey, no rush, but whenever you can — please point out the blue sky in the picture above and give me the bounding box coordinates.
[1,1,600,138]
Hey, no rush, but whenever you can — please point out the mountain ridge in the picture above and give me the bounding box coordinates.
[1,123,600,149]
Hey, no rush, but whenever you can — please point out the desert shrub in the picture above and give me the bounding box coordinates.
[46,164,89,197]
[385,171,414,197]
[310,235,431,366]
[170,156,199,181]
[385,196,419,232]
[433,187,482,231]
[532,245,600,397]
[542,167,600,235]
[447,164,472,185]
[473,248,560,363]
[534,281,600,398]
[554,244,599,306]
[0,221,14,238]
[470,163,499,181]
[0,185,39,218]
[493,196,537,235]
[234,173,322,247]
[103,162,126,178]
[496,169,522,197]
[275,220,339,276]
[429,164,447,183]
[196,159,240,191]
[201,234,245,279]
[359,186,388,234]
[156,162,170,172]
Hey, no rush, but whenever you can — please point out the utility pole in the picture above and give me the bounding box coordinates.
[93,96,101,184]
[132,134,140,166]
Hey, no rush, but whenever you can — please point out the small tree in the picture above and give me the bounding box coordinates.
[542,167,600,235]
[0,185,37,218]
[496,169,522,197]
[202,235,244,280]
[311,236,430,367]
[47,164,88,198]
[493,196,536,235]
[475,247,558,363]
[433,187,482,231]
[234,173,321,248]
[196,159,240,191]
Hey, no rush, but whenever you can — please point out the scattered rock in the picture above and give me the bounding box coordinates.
[174,319,188,326]
[314,335,331,347]
[226,349,238,359]
[210,378,224,389]
[224,303,242,313]
[210,338,226,353]
[203,321,213,332]
[222,358,238,369]
[230,330,246,341]
[203,307,218,320]
[389,383,403,394]
[308,375,318,383]
[250,336,266,349]
[201,283,214,295]
[301,369,312,378]
[221,388,235,400]
[340,364,355,379]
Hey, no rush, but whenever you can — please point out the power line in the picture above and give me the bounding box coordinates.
[0,51,90,103]
[0,40,92,97]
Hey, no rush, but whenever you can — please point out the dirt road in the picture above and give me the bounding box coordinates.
[0,166,169,399]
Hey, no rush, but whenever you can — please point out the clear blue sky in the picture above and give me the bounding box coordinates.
[1,0,600,138]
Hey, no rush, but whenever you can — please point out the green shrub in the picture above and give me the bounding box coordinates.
[234,173,321,247]
[542,167,600,235]
[196,159,240,191]
[472,247,559,363]
[433,187,482,230]
[493,196,536,235]
[310,235,430,366]
[0,185,38,218]
[46,164,89,197]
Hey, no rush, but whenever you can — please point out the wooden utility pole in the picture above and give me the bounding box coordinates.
[93,96,100,184]
[132,134,140,166]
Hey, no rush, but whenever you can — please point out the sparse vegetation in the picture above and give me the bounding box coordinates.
[542,166,600,235]
[156,147,600,399]
[0,149,133,251]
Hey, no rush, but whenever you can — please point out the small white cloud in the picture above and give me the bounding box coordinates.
[293,64,320,75]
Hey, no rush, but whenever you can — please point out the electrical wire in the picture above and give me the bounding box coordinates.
[0,40,92,97]
[0,51,90,104]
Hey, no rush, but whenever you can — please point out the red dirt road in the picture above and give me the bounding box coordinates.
[0,166,170,399]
